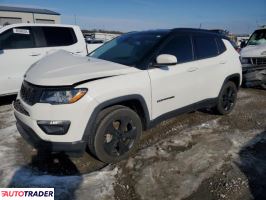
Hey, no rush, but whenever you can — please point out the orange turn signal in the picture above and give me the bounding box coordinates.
[69,90,87,103]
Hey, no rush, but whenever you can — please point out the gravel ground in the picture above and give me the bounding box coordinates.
[0,88,265,200]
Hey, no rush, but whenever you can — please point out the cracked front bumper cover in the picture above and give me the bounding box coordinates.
[242,67,266,87]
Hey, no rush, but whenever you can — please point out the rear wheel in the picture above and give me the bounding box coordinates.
[214,81,238,115]
[88,106,142,163]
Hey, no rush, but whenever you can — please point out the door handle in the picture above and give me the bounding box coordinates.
[30,53,41,56]
[74,50,84,54]
[219,61,227,64]
[187,67,199,72]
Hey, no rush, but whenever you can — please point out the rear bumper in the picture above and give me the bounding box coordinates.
[16,115,87,156]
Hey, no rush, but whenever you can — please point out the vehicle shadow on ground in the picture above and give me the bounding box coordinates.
[8,152,83,200]
[0,95,16,106]
[237,131,266,200]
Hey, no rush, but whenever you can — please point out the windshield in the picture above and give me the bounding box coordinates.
[247,29,266,46]
[89,31,168,66]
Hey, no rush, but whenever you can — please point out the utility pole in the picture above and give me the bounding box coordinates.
[32,13,35,23]
[74,14,77,25]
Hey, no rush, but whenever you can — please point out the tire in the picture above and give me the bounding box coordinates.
[88,105,142,163]
[214,81,238,115]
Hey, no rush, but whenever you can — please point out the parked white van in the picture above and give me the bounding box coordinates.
[240,27,266,88]
[0,23,88,96]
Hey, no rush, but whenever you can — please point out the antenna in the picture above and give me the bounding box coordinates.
[199,23,202,29]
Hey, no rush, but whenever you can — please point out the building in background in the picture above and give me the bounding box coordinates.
[0,5,60,26]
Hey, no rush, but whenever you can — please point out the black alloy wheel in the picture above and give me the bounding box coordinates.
[221,85,237,111]
[215,81,238,115]
[89,106,142,163]
[103,116,137,157]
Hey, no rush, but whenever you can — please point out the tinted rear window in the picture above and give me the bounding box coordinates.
[193,35,218,59]
[158,35,193,63]
[42,27,77,47]
[216,38,226,54]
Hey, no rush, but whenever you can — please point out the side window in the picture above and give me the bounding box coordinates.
[0,27,35,49]
[193,35,218,59]
[158,35,193,63]
[42,27,77,47]
[216,38,226,54]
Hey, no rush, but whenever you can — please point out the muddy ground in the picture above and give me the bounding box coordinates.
[0,88,265,200]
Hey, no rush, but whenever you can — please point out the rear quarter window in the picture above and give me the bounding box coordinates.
[216,38,226,54]
[42,27,77,47]
[193,35,219,60]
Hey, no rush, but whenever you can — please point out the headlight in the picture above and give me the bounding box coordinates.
[40,88,88,104]
[240,57,250,64]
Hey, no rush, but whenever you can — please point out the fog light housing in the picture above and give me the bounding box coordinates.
[37,120,71,135]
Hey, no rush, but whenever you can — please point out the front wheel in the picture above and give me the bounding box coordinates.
[214,81,238,115]
[88,106,142,163]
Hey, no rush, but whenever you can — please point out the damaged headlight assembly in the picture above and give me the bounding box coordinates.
[39,88,88,104]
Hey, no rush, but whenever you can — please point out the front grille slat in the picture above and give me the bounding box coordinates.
[249,57,266,66]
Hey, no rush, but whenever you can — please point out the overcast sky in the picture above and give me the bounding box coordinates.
[1,0,266,34]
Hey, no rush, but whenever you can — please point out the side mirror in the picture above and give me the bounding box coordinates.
[240,41,247,48]
[155,54,177,66]
[0,49,3,55]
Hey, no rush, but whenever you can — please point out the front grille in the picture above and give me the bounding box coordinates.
[13,99,29,116]
[20,81,43,105]
[251,57,266,66]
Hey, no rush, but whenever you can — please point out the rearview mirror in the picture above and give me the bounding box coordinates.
[155,54,177,66]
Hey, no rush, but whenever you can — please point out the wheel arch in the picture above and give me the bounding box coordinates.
[82,94,150,143]
[223,73,241,89]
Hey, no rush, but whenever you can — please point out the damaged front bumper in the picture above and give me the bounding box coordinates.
[242,65,266,87]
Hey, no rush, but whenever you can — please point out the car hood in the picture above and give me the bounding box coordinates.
[241,43,266,58]
[25,50,140,86]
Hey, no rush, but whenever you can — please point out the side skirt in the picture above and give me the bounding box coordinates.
[148,98,218,128]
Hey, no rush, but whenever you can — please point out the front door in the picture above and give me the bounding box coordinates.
[148,34,205,119]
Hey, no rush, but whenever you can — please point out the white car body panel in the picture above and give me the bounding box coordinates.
[14,30,242,147]
[241,43,266,58]
[15,91,98,142]
[148,39,241,119]
[0,23,87,96]
[25,50,140,86]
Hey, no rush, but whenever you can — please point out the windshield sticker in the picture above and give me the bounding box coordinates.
[13,28,30,35]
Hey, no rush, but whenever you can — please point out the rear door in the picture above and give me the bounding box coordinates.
[0,26,44,95]
[192,33,226,99]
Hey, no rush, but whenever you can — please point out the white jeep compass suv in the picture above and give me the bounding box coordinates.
[14,28,242,163]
